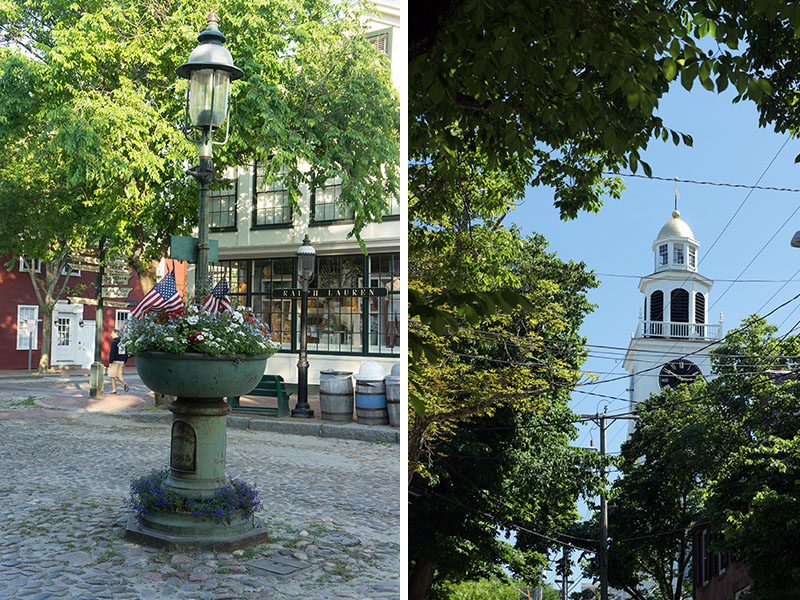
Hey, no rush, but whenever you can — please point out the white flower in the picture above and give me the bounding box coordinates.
[165,336,174,342]
[187,315,199,325]
[232,311,244,323]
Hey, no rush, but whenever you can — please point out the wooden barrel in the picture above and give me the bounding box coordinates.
[319,370,354,423]
[354,379,388,425]
[385,375,400,428]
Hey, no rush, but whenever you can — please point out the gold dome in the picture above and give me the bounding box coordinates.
[656,210,695,241]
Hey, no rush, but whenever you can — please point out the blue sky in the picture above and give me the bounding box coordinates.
[511,83,800,589]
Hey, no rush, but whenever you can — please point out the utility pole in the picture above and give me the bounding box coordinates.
[561,545,570,600]
[580,411,639,600]
[599,409,608,600]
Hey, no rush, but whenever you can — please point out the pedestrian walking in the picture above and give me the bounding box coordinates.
[108,329,129,394]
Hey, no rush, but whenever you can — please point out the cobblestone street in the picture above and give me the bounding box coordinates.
[0,382,400,599]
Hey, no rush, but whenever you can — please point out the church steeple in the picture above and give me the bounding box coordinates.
[624,208,724,429]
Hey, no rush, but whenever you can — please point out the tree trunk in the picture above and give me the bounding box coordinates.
[408,559,436,600]
[38,305,53,373]
[136,259,159,295]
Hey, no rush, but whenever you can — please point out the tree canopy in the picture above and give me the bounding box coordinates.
[0,0,399,288]
[604,316,800,599]
[409,228,603,599]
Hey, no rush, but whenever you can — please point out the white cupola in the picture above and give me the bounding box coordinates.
[652,210,700,273]
[638,210,717,340]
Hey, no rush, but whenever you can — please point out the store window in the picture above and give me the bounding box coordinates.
[209,261,249,309]
[253,161,292,227]
[306,255,365,353]
[311,178,354,223]
[210,253,400,357]
[251,258,295,349]
[17,305,39,350]
[368,254,400,353]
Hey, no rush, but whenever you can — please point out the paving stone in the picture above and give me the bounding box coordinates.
[0,389,399,599]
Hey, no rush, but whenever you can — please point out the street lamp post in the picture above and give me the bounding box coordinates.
[176,12,243,303]
[293,234,316,418]
[89,237,106,397]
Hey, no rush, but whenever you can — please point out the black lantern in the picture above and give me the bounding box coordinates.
[177,13,243,154]
[297,234,316,284]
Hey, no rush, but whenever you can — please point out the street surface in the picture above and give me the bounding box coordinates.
[0,376,400,599]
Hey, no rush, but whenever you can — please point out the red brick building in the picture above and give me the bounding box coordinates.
[0,254,175,370]
[692,520,752,600]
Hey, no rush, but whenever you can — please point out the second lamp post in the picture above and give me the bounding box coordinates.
[293,234,316,418]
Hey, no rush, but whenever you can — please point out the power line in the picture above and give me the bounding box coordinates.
[604,169,800,193]
[596,272,800,283]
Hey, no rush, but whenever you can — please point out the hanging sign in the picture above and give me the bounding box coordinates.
[271,287,388,299]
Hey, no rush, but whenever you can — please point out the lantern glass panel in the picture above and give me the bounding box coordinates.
[299,254,315,281]
[188,68,231,129]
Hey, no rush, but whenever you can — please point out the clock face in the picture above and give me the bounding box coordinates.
[659,359,702,389]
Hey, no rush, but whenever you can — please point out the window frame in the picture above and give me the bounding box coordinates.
[310,178,355,225]
[252,161,293,230]
[658,244,668,266]
[115,310,131,332]
[16,305,39,350]
[688,245,697,268]
[365,26,392,59]
[673,243,685,265]
[61,264,81,277]
[382,196,401,221]
[209,174,238,232]
[19,257,42,273]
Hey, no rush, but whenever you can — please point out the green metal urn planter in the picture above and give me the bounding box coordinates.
[126,352,270,550]
[136,351,269,397]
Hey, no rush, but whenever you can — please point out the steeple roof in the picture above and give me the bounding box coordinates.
[656,210,695,241]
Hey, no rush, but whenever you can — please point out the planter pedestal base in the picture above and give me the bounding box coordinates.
[128,352,271,550]
[124,513,269,550]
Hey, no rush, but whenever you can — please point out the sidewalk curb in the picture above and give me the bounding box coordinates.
[127,411,399,444]
[6,373,401,445]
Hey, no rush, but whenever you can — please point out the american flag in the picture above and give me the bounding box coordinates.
[130,271,184,319]
[201,278,233,315]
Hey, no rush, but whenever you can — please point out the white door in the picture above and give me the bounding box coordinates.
[78,321,96,368]
[54,316,76,363]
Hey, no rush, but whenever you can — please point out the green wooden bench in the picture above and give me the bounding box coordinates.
[227,374,290,417]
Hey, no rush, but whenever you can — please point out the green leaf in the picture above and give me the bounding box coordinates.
[662,57,678,81]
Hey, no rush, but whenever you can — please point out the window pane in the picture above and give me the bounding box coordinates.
[659,244,668,266]
[17,306,38,350]
[254,161,292,226]
[116,310,131,332]
[312,178,354,222]
[253,258,294,349]
[209,185,237,230]
[673,243,684,264]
